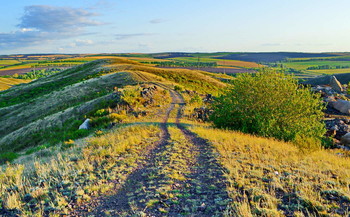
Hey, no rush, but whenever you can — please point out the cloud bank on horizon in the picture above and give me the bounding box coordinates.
[1,0,350,54]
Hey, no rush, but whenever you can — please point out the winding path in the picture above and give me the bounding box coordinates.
[72,72,231,216]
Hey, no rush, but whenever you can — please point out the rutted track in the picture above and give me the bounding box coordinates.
[73,71,231,216]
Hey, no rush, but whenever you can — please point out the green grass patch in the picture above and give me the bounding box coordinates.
[0,152,19,164]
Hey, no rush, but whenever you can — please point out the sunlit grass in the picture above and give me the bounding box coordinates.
[191,126,350,216]
[0,125,161,216]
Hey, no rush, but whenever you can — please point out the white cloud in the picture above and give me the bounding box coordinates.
[0,5,103,49]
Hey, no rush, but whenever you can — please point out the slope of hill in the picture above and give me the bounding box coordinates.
[0,58,230,154]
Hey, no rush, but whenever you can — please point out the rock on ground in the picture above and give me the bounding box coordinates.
[79,119,90,130]
[330,100,350,115]
[329,76,343,93]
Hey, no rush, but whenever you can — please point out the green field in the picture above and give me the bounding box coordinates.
[0,60,22,66]
[308,68,350,75]
[283,60,350,70]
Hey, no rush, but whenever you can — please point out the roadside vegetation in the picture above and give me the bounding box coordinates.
[192,126,350,217]
[211,69,326,150]
[0,125,161,216]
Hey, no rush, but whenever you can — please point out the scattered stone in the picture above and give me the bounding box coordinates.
[329,99,350,115]
[203,94,214,103]
[198,202,206,211]
[192,107,212,122]
[329,76,343,93]
[79,119,90,130]
[340,132,350,147]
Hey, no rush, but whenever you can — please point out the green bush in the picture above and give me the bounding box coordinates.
[121,88,143,108]
[190,94,203,104]
[90,116,112,128]
[174,85,183,92]
[25,144,50,155]
[210,69,326,150]
[109,113,127,123]
[0,152,19,164]
[94,109,109,117]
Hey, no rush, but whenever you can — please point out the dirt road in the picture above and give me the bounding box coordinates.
[72,73,231,216]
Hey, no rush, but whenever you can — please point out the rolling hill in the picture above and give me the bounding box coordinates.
[0,56,349,217]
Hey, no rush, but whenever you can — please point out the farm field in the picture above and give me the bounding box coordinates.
[283,60,350,71]
[2,52,350,81]
[0,60,22,66]
[308,68,350,75]
[170,57,262,68]
[0,77,31,91]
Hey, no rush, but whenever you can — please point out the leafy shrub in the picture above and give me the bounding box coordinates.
[25,144,50,155]
[90,116,112,128]
[190,94,203,104]
[174,85,183,92]
[210,70,325,149]
[0,152,19,164]
[109,113,127,123]
[69,129,90,138]
[94,109,109,117]
[121,88,143,108]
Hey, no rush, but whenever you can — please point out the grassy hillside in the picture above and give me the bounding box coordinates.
[0,59,140,152]
[0,58,229,154]
[109,62,230,94]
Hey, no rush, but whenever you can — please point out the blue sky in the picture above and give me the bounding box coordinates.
[1,0,350,54]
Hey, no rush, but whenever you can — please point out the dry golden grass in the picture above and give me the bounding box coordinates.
[0,124,161,216]
[191,126,350,217]
[110,63,229,94]
[0,77,31,91]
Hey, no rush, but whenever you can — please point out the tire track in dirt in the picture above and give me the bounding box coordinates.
[70,79,176,216]
[74,72,231,216]
[133,77,232,215]
[168,87,231,216]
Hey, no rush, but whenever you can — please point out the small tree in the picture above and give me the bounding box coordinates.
[210,69,325,150]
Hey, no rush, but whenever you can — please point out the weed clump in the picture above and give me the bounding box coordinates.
[211,69,325,149]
